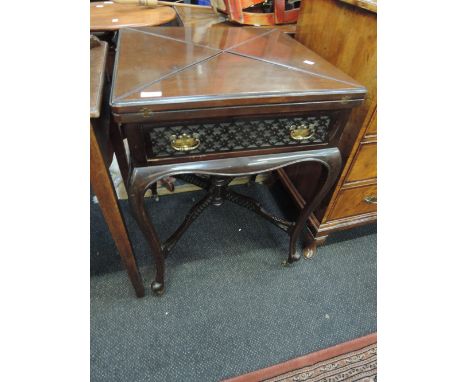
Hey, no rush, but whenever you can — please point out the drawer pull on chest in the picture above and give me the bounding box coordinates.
[290,124,314,141]
[170,133,200,152]
[363,195,377,205]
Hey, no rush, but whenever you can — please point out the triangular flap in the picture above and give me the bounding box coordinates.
[229,29,363,88]
[119,52,358,103]
[131,26,274,51]
[112,29,220,101]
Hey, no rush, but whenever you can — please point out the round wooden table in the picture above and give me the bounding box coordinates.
[90,2,177,31]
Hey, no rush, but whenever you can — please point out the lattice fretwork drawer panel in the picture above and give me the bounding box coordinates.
[144,115,332,159]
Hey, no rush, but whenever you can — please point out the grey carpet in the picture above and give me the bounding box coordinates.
[91,183,376,382]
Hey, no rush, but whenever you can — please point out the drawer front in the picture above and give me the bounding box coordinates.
[143,115,334,160]
[346,142,377,183]
[328,184,377,220]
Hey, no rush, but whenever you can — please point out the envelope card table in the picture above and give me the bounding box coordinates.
[110,27,366,295]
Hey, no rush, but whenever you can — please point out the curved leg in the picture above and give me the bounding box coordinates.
[287,150,342,264]
[125,148,342,292]
[128,170,166,296]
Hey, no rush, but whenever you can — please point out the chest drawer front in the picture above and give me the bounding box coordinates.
[144,115,332,160]
[328,184,377,221]
[345,142,377,183]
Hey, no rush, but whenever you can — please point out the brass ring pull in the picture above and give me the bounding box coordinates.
[290,124,314,141]
[170,133,200,151]
[363,195,377,205]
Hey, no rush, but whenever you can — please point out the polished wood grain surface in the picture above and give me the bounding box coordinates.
[327,183,377,220]
[295,0,377,151]
[281,0,377,244]
[339,0,377,13]
[90,2,176,31]
[345,141,377,182]
[131,24,274,50]
[111,27,365,113]
[365,108,377,136]
[90,41,108,118]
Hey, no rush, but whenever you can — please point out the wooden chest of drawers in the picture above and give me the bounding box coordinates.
[278,0,377,246]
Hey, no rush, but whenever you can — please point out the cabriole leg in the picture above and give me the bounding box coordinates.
[287,150,342,264]
[128,170,166,296]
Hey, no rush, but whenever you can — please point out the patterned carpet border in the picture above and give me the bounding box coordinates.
[222,333,377,382]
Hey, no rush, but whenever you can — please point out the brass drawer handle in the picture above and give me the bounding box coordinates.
[290,124,314,141]
[363,195,377,205]
[170,133,200,151]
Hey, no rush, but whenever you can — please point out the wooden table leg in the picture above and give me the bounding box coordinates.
[108,118,130,187]
[287,148,342,263]
[91,123,145,297]
[127,170,166,296]
[125,149,341,296]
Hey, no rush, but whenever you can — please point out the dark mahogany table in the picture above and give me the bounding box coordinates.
[110,27,366,295]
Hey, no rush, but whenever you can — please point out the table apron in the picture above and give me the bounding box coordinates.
[129,147,341,192]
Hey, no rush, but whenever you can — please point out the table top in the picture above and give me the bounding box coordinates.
[90,39,108,118]
[90,2,176,31]
[110,27,366,114]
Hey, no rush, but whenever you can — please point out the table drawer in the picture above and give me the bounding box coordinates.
[328,184,377,220]
[345,142,377,183]
[143,114,334,160]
